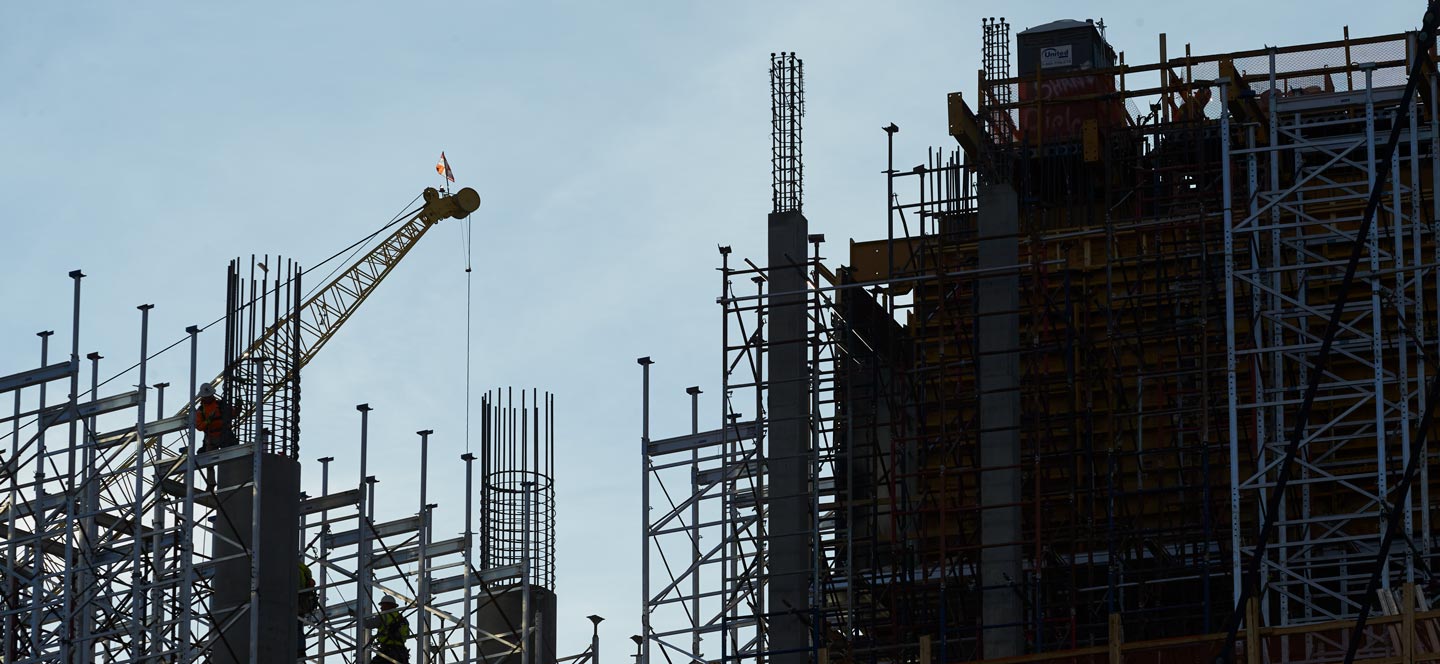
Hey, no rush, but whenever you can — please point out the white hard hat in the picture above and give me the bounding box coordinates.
[380,595,398,607]
[198,384,215,398]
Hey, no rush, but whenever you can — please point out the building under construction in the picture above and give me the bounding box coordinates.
[0,189,595,663]
[642,16,1440,664]
[6,9,1440,664]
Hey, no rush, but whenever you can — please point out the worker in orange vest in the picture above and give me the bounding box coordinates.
[195,383,236,451]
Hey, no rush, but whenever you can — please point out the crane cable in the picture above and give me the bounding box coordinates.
[464,204,474,454]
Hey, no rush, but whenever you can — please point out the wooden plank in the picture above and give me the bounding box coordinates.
[1109,613,1124,664]
[1382,588,1405,656]
[1245,597,1262,664]
[1408,584,1418,664]
[1417,587,1440,654]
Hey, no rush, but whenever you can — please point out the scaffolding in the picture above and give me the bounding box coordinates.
[638,233,838,664]
[0,264,558,664]
[1220,35,1435,649]
[641,50,844,664]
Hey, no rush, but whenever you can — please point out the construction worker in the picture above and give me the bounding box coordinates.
[298,561,317,658]
[365,595,411,663]
[194,383,236,451]
[1177,85,1212,122]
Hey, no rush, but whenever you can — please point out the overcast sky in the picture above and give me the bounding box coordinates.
[0,0,1423,657]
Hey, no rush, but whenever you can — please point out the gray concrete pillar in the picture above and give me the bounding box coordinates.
[475,586,557,664]
[977,183,1023,657]
[766,210,813,664]
[211,452,301,664]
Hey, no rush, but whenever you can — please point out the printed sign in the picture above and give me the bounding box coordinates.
[1017,73,1124,142]
[1041,44,1073,69]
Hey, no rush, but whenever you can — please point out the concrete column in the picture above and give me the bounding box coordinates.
[977,183,1023,657]
[212,452,301,664]
[475,586,557,664]
[767,210,813,664]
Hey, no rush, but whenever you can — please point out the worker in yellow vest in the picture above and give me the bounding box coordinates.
[365,595,411,663]
[298,561,317,658]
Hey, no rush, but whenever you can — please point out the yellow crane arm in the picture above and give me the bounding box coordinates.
[99,186,479,483]
[232,186,480,409]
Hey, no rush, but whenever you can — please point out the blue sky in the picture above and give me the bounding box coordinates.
[0,0,1422,656]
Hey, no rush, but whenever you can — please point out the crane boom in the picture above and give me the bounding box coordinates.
[225,186,480,417]
[98,186,479,482]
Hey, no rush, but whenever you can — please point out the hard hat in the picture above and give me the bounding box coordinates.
[380,595,398,607]
[198,384,215,399]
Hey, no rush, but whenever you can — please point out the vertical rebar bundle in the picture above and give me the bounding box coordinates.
[212,256,306,664]
[223,256,302,458]
[477,389,558,664]
[981,17,1011,141]
[770,52,804,214]
[480,389,556,591]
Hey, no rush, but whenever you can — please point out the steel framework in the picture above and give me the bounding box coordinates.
[0,263,554,663]
[1221,40,1437,636]
[638,232,838,664]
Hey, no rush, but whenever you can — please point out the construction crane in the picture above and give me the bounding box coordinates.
[218,185,481,419]
[0,185,482,661]
[97,185,480,479]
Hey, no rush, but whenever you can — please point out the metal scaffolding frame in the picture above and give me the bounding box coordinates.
[0,267,554,664]
[641,51,838,664]
[639,227,842,664]
[1221,42,1437,635]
